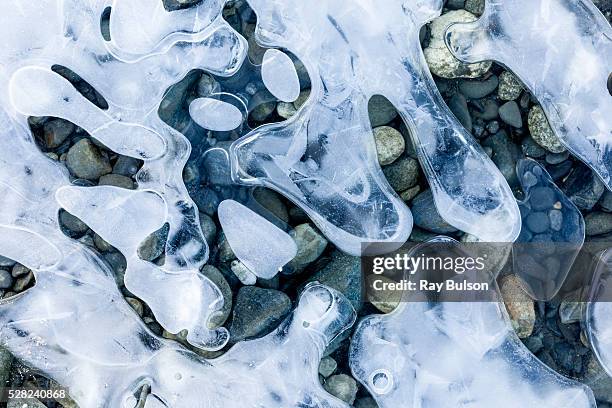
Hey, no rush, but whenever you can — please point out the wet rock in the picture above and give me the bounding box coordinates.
[373,126,405,166]
[93,233,113,252]
[368,95,398,127]
[411,190,457,233]
[0,256,15,268]
[318,356,337,378]
[545,151,570,165]
[199,212,217,245]
[59,210,89,237]
[229,286,291,342]
[201,265,232,328]
[276,101,297,119]
[42,118,74,148]
[196,73,220,97]
[499,274,535,338]
[521,136,547,158]
[323,374,358,405]
[192,187,220,216]
[382,156,419,192]
[585,212,612,236]
[482,131,522,186]
[458,75,498,99]
[355,397,379,408]
[286,223,327,273]
[498,101,522,128]
[11,264,30,278]
[250,101,276,122]
[217,232,235,263]
[98,173,135,189]
[497,71,523,100]
[66,139,112,180]
[472,99,499,121]
[137,224,169,261]
[582,355,612,404]
[253,188,289,223]
[112,155,141,177]
[0,270,13,290]
[308,250,362,310]
[293,90,310,110]
[424,10,491,78]
[528,105,565,153]
[400,185,421,202]
[447,93,472,131]
[125,297,144,316]
[563,164,606,210]
[464,0,485,15]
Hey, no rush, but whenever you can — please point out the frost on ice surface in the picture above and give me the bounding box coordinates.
[586,249,612,377]
[218,199,297,278]
[513,159,585,300]
[229,0,521,255]
[0,0,247,350]
[446,0,612,190]
[350,238,596,408]
[261,49,301,103]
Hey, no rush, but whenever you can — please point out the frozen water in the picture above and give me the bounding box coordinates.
[0,0,247,349]
[350,238,596,408]
[230,0,520,255]
[218,199,297,278]
[0,238,355,408]
[261,49,301,103]
[190,97,246,131]
[513,159,585,300]
[586,249,612,377]
[446,0,612,191]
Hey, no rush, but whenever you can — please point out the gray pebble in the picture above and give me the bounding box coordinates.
[286,223,328,273]
[308,250,362,311]
[201,265,232,328]
[318,356,337,378]
[373,126,405,166]
[199,212,217,245]
[113,155,141,177]
[43,119,74,148]
[323,374,358,404]
[0,270,13,290]
[59,210,89,236]
[368,95,398,127]
[411,190,457,233]
[545,151,570,165]
[521,137,547,158]
[528,105,565,153]
[458,75,498,99]
[482,131,522,186]
[137,224,168,261]
[529,186,556,211]
[498,101,522,127]
[525,212,550,234]
[99,173,135,189]
[66,139,112,180]
[497,71,523,100]
[253,188,289,223]
[382,156,419,192]
[0,256,15,268]
[563,164,606,210]
[585,212,612,236]
[229,286,291,342]
[448,93,472,131]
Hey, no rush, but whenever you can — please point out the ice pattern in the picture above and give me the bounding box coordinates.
[446,0,612,190]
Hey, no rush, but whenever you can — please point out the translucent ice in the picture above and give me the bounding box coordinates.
[586,249,612,377]
[189,97,246,131]
[218,199,297,278]
[0,0,247,349]
[446,0,612,190]
[0,231,356,408]
[230,0,520,255]
[350,238,596,408]
[513,159,585,300]
[261,49,301,103]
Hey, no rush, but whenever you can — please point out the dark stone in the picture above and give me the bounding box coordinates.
[448,93,472,131]
[411,190,457,234]
[229,286,291,342]
[308,250,363,311]
[498,101,522,128]
[563,164,606,210]
[458,75,498,99]
[482,131,522,186]
[382,157,419,192]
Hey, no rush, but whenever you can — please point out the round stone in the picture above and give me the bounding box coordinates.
[373,126,405,166]
[66,139,112,180]
[498,71,523,101]
[368,95,398,127]
[424,10,492,79]
[528,105,566,153]
[525,211,550,234]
